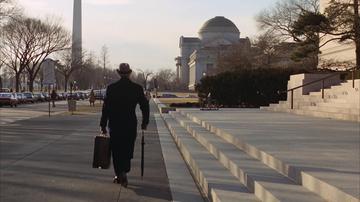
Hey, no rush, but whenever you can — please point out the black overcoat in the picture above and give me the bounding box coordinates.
[100,78,149,159]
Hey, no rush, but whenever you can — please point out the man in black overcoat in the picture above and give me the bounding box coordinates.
[100,63,149,187]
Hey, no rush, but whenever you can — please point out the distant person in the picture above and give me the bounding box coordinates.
[100,63,149,187]
[145,90,151,101]
[89,90,96,107]
[51,89,57,107]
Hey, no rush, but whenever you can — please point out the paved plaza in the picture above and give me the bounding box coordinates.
[0,102,175,202]
[172,108,360,201]
[1,101,359,201]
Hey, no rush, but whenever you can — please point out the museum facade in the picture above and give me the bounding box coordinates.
[176,16,250,90]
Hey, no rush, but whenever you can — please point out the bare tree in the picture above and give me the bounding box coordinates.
[136,69,153,90]
[1,17,70,92]
[256,0,328,65]
[153,69,176,91]
[1,16,32,92]
[216,45,252,73]
[56,49,83,92]
[256,0,320,42]
[324,0,360,69]
[25,18,70,92]
[0,0,21,26]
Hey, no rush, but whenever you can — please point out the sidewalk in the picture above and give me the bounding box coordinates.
[0,102,172,201]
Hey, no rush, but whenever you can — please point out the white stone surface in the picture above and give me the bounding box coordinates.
[170,111,326,202]
[163,114,260,202]
[155,114,204,202]
[177,108,360,202]
[264,79,360,121]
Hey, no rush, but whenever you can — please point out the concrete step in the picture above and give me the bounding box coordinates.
[270,99,359,109]
[323,98,359,105]
[171,112,326,202]
[301,105,359,115]
[162,114,260,202]
[340,79,360,88]
[155,114,204,202]
[262,107,359,121]
[309,90,359,99]
[292,109,360,122]
[179,110,360,202]
[316,101,360,109]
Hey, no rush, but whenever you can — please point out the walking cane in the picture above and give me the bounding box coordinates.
[141,130,145,179]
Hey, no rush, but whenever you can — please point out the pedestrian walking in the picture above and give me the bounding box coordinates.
[51,89,57,107]
[89,89,96,107]
[100,63,149,187]
[145,90,151,101]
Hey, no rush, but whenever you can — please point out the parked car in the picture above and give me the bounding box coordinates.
[41,92,50,101]
[16,93,26,104]
[0,88,11,93]
[94,89,106,100]
[160,93,178,98]
[60,92,67,100]
[33,93,46,102]
[67,92,79,100]
[76,92,84,100]
[185,94,198,98]
[23,92,35,103]
[56,93,64,100]
[0,93,18,107]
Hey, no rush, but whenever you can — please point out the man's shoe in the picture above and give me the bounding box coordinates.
[121,173,128,188]
[113,176,121,184]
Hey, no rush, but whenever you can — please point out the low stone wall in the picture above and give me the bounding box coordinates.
[287,73,341,102]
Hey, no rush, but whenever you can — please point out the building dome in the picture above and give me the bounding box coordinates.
[199,16,240,34]
[198,16,240,46]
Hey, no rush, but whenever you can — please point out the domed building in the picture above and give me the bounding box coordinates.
[176,16,250,90]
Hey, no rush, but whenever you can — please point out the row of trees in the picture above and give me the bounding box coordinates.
[0,0,71,92]
[0,1,178,92]
[256,0,360,69]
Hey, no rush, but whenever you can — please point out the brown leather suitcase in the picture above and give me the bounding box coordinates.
[92,134,111,169]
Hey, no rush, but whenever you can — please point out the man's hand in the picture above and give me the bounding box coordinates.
[100,127,107,134]
[141,123,147,130]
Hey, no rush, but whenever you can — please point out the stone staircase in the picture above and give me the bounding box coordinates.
[261,79,360,122]
[160,108,360,202]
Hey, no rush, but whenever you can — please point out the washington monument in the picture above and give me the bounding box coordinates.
[72,0,82,65]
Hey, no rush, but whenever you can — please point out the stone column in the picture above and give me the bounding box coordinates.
[72,0,82,66]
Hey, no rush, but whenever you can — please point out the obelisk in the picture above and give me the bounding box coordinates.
[72,0,82,65]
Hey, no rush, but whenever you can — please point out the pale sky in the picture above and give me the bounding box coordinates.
[16,0,276,71]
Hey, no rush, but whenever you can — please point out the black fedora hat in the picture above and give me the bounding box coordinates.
[117,63,132,74]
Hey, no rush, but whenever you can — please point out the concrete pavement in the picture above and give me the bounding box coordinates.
[0,102,175,201]
[175,108,360,202]
[0,100,91,125]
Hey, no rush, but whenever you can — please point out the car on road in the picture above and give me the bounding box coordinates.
[160,93,178,98]
[57,92,66,100]
[76,92,85,100]
[41,92,50,101]
[185,94,198,98]
[16,93,26,104]
[94,89,106,100]
[23,92,35,103]
[33,93,46,102]
[0,88,11,93]
[67,92,80,100]
[0,93,18,107]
